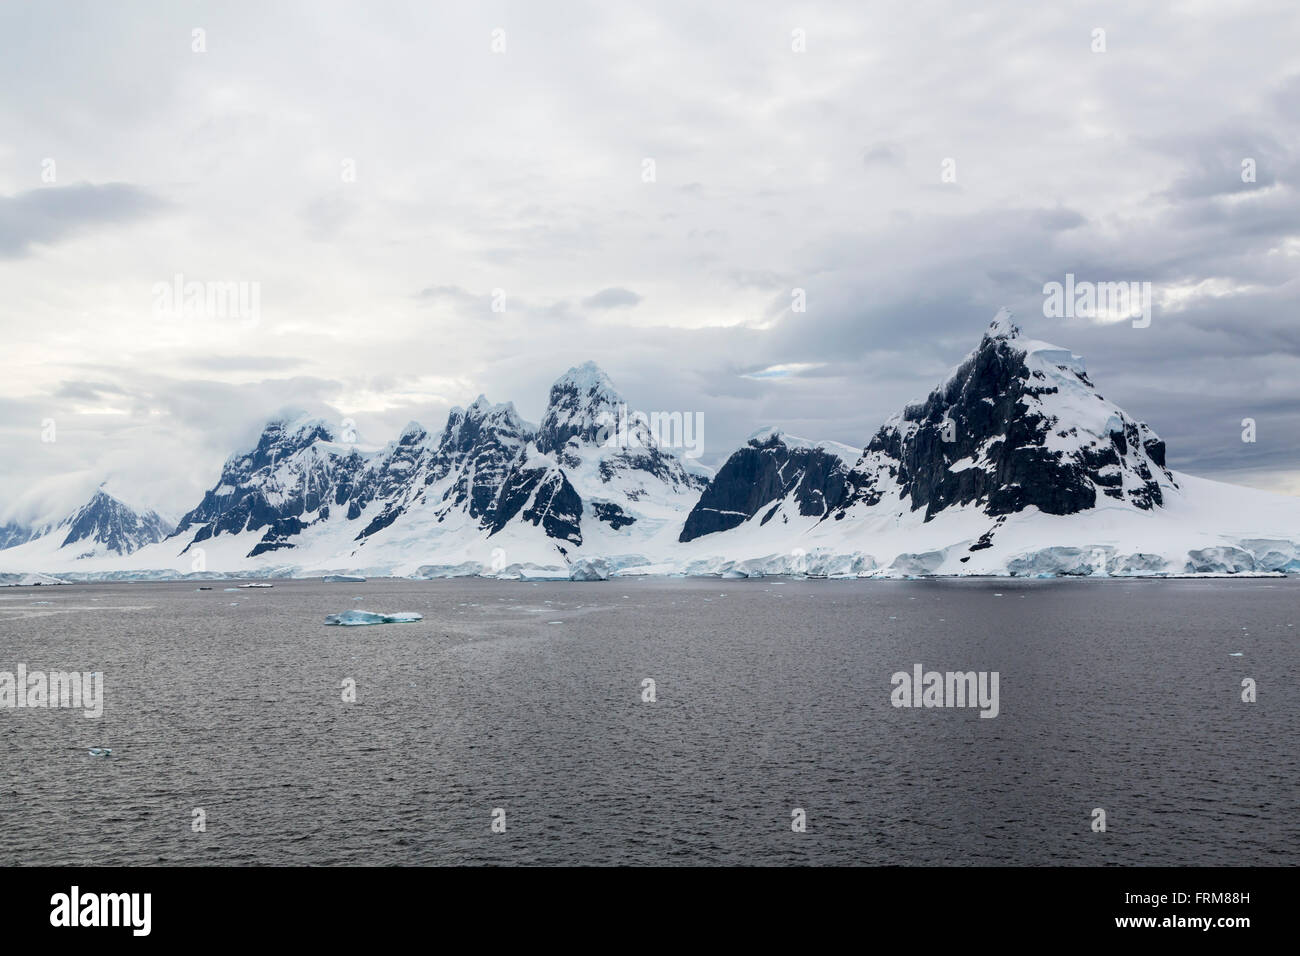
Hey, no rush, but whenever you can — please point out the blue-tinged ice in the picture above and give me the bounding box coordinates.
[324,610,423,626]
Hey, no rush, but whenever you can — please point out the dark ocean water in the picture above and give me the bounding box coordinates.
[0,577,1296,866]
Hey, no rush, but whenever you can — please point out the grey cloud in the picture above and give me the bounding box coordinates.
[0,183,165,257]
[417,285,490,311]
[184,356,306,372]
[725,268,787,290]
[53,380,128,401]
[301,192,357,240]
[1033,207,1087,232]
[2,1,1299,501]
[581,287,642,309]
[862,143,903,166]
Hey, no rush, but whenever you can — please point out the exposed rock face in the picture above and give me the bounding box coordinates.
[835,310,1176,523]
[172,416,366,555]
[536,361,622,454]
[59,490,173,555]
[164,363,703,562]
[353,399,531,541]
[680,431,852,542]
[0,521,38,550]
[683,311,1179,560]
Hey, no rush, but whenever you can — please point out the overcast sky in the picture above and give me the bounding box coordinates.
[1,0,1298,524]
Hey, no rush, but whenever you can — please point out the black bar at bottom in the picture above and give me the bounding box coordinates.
[0,865,1274,942]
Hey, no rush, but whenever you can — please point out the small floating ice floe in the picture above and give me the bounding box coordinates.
[324,610,423,626]
[239,583,273,589]
[87,748,112,757]
[1229,652,1244,657]
[224,588,239,592]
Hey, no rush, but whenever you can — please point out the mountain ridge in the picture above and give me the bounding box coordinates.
[3,311,1298,579]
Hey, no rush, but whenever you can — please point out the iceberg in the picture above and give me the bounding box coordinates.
[322,574,366,583]
[515,566,570,581]
[887,550,948,577]
[87,748,112,757]
[324,609,423,626]
[569,557,618,581]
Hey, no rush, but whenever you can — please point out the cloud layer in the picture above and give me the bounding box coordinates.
[1,0,1297,523]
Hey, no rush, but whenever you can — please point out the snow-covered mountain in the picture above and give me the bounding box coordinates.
[674,310,1300,577]
[680,427,859,542]
[8,363,710,578]
[62,490,174,555]
[346,363,709,575]
[837,310,1176,521]
[0,489,172,562]
[0,521,39,550]
[172,416,369,558]
[3,312,1300,579]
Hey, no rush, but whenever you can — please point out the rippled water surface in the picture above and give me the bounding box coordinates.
[1,577,1295,865]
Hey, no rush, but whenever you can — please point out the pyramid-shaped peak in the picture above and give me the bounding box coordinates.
[394,420,429,447]
[538,361,628,453]
[986,307,1020,340]
[59,487,172,554]
[552,360,617,394]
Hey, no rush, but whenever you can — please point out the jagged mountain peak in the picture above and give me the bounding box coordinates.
[537,361,628,454]
[684,311,1181,551]
[439,397,531,453]
[842,310,1176,522]
[555,360,617,391]
[985,306,1021,340]
[58,488,173,555]
[223,414,344,474]
[397,420,427,440]
[264,409,338,438]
